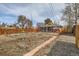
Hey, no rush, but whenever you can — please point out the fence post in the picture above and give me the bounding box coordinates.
[76,25,79,48]
[75,18,79,48]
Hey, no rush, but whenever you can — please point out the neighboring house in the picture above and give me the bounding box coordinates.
[37,22,62,32]
[37,23,53,32]
[40,25,54,32]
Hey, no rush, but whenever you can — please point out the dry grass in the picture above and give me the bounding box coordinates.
[0,32,55,56]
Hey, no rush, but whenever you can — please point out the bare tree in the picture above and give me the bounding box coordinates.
[18,15,32,29]
[44,18,53,25]
[62,4,75,32]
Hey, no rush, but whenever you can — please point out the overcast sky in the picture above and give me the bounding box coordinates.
[0,3,66,26]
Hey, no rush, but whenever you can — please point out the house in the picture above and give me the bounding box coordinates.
[37,23,53,32]
[37,22,63,32]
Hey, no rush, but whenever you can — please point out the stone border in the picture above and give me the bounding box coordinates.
[23,33,59,56]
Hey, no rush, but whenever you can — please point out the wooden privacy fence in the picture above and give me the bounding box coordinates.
[0,28,40,35]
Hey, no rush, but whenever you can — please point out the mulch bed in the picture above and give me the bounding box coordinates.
[47,34,79,56]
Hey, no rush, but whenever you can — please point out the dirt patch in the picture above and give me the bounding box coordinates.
[0,32,57,56]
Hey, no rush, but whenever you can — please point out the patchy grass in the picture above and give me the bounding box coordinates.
[0,32,56,56]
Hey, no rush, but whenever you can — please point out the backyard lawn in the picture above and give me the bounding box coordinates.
[0,32,56,56]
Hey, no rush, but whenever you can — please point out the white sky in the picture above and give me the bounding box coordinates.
[0,3,66,26]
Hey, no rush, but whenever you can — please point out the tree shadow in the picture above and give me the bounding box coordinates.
[47,41,79,56]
